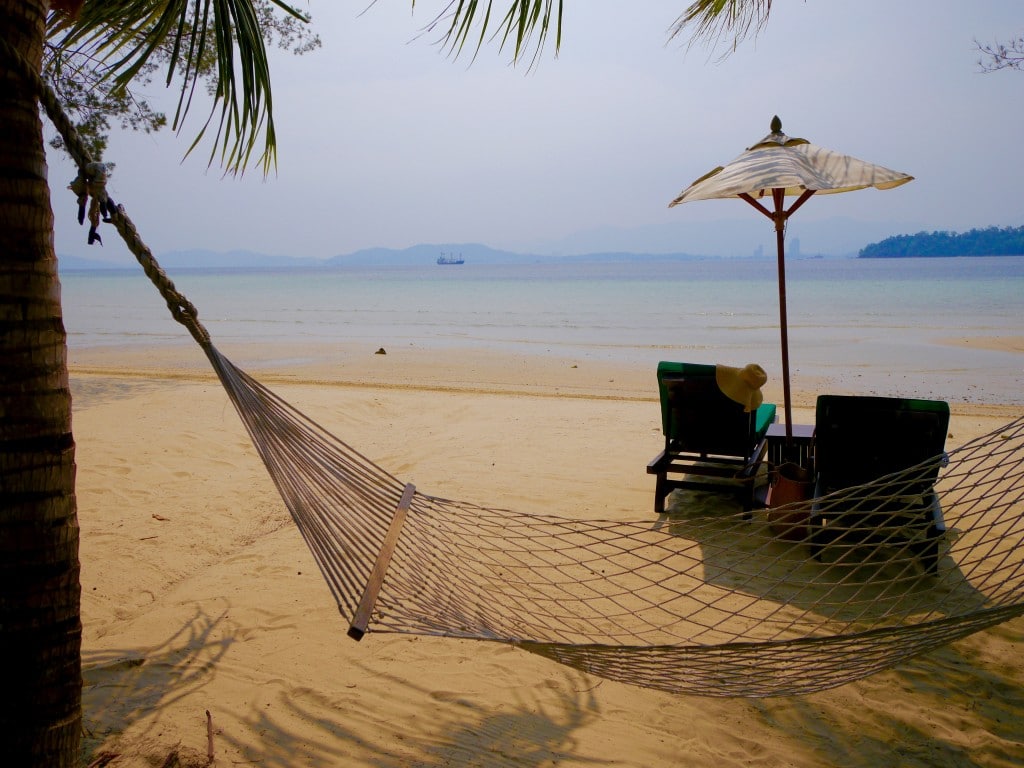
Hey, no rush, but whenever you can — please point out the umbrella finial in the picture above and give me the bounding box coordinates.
[771,115,782,133]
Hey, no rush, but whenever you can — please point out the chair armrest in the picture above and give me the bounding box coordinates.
[647,449,669,473]
[754,403,778,437]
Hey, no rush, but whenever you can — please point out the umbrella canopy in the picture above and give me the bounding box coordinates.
[670,116,913,444]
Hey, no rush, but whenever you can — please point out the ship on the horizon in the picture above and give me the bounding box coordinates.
[437,252,465,265]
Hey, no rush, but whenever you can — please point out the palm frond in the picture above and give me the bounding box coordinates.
[421,0,563,68]
[669,0,773,55]
[48,0,308,175]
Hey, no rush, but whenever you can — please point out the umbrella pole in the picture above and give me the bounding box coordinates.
[772,189,794,444]
[740,188,814,449]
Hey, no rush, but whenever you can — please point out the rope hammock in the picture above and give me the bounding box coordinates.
[14,39,1024,697]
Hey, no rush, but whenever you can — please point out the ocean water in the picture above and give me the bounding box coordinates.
[60,256,1024,405]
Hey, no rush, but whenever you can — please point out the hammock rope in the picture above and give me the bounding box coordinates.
[16,39,1024,697]
[194,350,1024,697]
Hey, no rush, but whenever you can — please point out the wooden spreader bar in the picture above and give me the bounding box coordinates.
[347,483,416,641]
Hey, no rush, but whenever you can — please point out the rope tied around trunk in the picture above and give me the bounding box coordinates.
[0,36,210,348]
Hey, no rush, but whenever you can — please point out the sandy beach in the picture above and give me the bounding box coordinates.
[71,341,1024,767]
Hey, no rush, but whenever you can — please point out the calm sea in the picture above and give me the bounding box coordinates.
[60,256,1024,405]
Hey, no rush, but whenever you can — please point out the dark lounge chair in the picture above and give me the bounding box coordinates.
[647,362,777,513]
[810,394,950,573]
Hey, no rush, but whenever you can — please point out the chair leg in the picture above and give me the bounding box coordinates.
[809,520,838,562]
[654,473,668,514]
[740,482,754,519]
[915,526,944,575]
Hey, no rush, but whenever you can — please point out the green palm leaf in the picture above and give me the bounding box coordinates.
[48,0,307,174]
[670,0,773,52]
[421,0,563,66]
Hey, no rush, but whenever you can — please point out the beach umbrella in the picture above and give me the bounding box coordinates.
[669,116,913,444]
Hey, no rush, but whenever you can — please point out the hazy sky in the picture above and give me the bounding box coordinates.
[49,1,1024,262]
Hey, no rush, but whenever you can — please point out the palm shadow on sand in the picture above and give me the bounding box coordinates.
[81,607,609,767]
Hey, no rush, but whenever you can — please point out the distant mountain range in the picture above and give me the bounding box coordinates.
[58,222,1024,271]
[57,243,724,271]
[57,249,322,271]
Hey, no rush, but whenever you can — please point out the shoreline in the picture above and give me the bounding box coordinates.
[69,340,1024,420]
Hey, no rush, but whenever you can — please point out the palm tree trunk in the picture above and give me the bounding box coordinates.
[0,1,83,765]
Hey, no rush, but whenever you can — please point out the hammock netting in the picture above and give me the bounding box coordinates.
[14,36,1022,698]
[203,344,1024,697]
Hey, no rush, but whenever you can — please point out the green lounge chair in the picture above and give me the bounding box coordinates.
[810,394,950,573]
[647,362,777,513]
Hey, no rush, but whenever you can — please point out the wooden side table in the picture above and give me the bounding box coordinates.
[767,423,815,472]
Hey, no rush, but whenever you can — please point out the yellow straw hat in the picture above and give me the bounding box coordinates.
[715,363,767,412]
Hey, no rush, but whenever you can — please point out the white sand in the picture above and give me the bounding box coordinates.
[71,343,1024,767]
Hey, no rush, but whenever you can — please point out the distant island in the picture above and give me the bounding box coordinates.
[859,225,1024,258]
